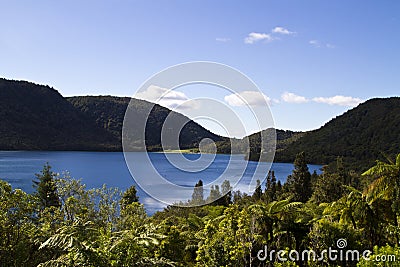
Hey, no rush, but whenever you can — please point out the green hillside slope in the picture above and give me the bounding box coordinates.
[0,79,118,150]
[68,96,226,150]
[274,97,400,171]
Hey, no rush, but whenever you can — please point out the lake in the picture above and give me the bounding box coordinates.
[0,151,322,213]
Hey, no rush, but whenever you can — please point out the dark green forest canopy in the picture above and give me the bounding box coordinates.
[68,95,226,151]
[274,97,400,171]
[0,78,225,151]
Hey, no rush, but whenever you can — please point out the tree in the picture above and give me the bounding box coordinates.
[0,180,41,266]
[285,152,312,202]
[120,185,139,210]
[362,153,400,244]
[311,173,345,204]
[220,180,232,206]
[33,163,60,209]
[38,219,108,267]
[56,174,96,222]
[252,179,262,201]
[191,180,204,205]
[363,153,400,215]
[322,186,381,248]
[207,185,222,205]
[264,171,277,203]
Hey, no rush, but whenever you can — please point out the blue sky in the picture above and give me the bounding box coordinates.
[1,1,399,135]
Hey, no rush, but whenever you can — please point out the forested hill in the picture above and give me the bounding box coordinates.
[67,96,226,150]
[2,78,399,170]
[0,78,118,150]
[274,97,400,171]
[0,78,225,151]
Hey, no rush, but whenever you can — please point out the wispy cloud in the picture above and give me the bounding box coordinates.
[216,37,231,42]
[272,26,295,35]
[309,40,321,48]
[309,39,335,49]
[244,32,274,44]
[135,85,196,110]
[312,95,363,107]
[225,91,271,107]
[280,91,362,107]
[281,92,308,103]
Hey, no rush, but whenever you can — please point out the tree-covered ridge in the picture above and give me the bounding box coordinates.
[2,77,400,171]
[68,96,226,151]
[202,129,303,157]
[1,153,400,266]
[0,78,225,151]
[274,97,400,171]
[0,78,118,151]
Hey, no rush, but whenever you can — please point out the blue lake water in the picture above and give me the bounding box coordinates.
[0,151,322,213]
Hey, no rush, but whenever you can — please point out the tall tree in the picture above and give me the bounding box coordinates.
[363,153,400,242]
[264,171,277,203]
[207,185,222,205]
[220,180,232,206]
[252,179,262,201]
[120,185,139,210]
[285,152,312,202]
[191,180,204,205]
[33,163,60,209]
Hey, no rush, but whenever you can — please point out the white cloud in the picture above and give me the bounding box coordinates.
[244,32,274,44]
[135,85,190,109]
[224,91,271,107]
[281,92,308,103]
[309,40,321,47]
[310,40,335,49]
[272,26,295,35]
[312,95,363,107]
[244,27,296,44]
[216,37,230,42]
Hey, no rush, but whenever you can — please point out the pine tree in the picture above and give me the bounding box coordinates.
[33,163,60,209]
[220,180,232,206]
[265,171,278,203]
[207,185,222,205]
[285,152,312,202]
[271,171,277,201]
[120,185,139,209]
[336,157,348,184]
[277,180,283,194]
[252,179,262,200]
[191,180,204,205]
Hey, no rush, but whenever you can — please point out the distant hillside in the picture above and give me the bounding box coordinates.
[0,79,225,151]
[2,78,399,170]
[0,78,118,150]
[68,96,226,150]
[274,97,400,171]
[203,129,303,157]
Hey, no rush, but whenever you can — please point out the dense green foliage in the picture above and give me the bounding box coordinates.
[1,153,400,266]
